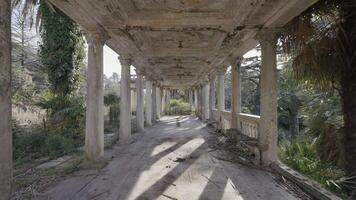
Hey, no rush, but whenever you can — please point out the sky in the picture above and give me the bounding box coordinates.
[103,45,121,77]
[103,45,136,78]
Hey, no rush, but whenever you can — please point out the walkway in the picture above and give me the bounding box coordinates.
[43,116,301,200]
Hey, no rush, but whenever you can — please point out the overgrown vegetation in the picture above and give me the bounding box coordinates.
[104,93,120,133]
[169,98,191,115]
[279,139,346,197]
[12,1,86,165]
[279,0,356,197]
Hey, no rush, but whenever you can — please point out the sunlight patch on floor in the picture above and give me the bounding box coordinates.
[126,138,205,200]
[150,141,177,157]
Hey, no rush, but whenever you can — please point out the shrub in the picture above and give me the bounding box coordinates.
[169,98,191,115]
[279,138,347,197]
[45,134,75,158]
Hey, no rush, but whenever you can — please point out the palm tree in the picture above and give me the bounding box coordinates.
[281,0,356,195]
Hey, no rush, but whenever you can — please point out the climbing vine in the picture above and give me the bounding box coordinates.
[39,2,85,96]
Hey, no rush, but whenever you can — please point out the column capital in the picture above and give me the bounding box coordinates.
[228,56,243,67]
[85,30,109,45]
[255,28,282,45]
[202,75,209,84]
[135,68,145,76]
[216,66,228,75]
[208,73,216,81]
[118,56,132,67]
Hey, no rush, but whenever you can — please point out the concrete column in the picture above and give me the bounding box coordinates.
[135,70,144,132]
[230,58,242,129]
[194,89,198,113]
[203,83,210,121]
[161,88,165,115]
[152,83,157,123]
[0,1,12,198]
[258,30,278,166]
[209,74,216,121]
[85,32,106,160]
[119,58,132,143]
[166,89,171,115]
[156,86,161,119]
[217,68,226,112]
[145,79,152,126]
[202,84,206,120]
[189,89,194,113]
[198,86,203,118]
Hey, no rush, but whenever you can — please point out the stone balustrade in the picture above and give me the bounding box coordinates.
[239,113,260,139]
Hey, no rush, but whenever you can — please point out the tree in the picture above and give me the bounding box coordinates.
[11,4,47,110]
[281,0,356,195]
[278,66,304,140]
[241,52,261,115]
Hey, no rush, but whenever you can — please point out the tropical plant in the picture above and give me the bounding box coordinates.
[281,1,356,196]
[279,138,346,197]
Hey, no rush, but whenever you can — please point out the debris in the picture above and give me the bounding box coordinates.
[161,193,178,200]
[173,157,186,163]
[201,174,221,189]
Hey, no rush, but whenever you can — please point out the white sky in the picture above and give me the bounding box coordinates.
[103,45,120,77]
[103,45,136,77]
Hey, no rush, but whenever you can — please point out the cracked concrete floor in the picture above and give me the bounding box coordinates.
[43,116,301,200]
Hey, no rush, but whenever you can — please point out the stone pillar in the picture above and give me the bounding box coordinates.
[209,74,216,121]
[203,83,210,121]
[189,89,194,114]
[145,79,153,126]
[258,30,278,166]
[119,58,132,143]
[161,88,165,115]
[135,69,144,132]
[217,67,226,112]
[0,1,12,198]
[230,58,242,129]
[156,86,161,119]
[194,89,198,113]
[198,85,203,118]
[166,89,171,115]
[152,82,157,123]
[202,84,206,120]
[85,32,106,160]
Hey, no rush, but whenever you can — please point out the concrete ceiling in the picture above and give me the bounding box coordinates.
[47,0,318,87]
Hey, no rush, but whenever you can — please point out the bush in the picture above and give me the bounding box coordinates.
[169,98,191,115]
[279,138,347,197]
[13,92,85,165]
[45,135,75,158]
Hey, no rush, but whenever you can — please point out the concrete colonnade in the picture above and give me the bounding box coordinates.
[145,79,153,126]
[135,70,145,132]
[258,31,279,166]
[152,82,157,123]
[230,58,242,129]
[209,74,216,121]
[84,32,106,160]
[119,58,132,144]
